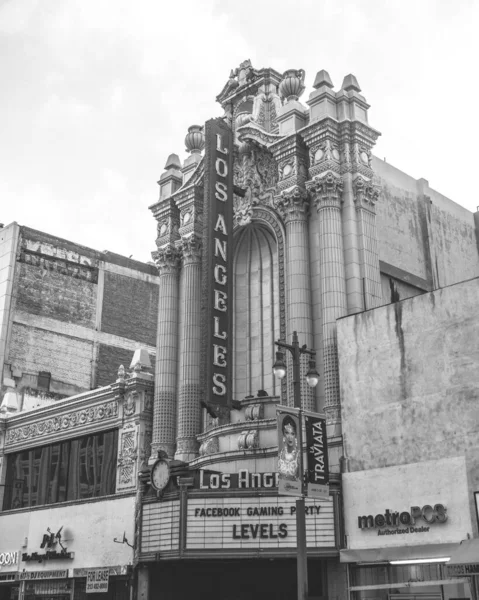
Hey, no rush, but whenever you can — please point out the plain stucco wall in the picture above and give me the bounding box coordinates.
[0,495,135,573]
[373,157,479,287]
[338,277,479,533]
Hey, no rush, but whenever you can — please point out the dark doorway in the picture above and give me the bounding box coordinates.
[150,558,326,600]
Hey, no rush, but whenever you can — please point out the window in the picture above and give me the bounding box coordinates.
[37,371,51,391]
[2,429,118,510]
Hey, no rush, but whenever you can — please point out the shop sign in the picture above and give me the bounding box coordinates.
[22,527,73,562]
[20,570,68,580]
[0,551,18,568]
[357,504,448,536]
[305,411,329,500]
[448,563,479,577]
[198,469,279,490]
[86,568,109,593]
[202,118,234,410]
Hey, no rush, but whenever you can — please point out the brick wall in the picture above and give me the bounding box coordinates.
[8,323,93,390]
[96,344,136,388]
[15,261,97,327]
[101,272,158,346]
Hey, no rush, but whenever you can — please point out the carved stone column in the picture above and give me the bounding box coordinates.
[307,172,347,432]
[281,185,315,412]
[354,176,381,309]
[175,235,203,461]
[151,245,181,459]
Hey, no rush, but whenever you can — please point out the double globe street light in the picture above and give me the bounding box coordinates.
[273,331,320,600]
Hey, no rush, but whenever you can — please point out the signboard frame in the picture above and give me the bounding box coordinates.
[201,118,234,412]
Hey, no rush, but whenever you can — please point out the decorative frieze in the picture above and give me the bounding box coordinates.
[5,401,118,446]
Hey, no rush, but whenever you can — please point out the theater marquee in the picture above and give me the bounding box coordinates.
[142,497,335,553]
[202,118,234,410]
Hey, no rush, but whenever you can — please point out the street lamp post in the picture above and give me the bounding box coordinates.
[273,331,319,600]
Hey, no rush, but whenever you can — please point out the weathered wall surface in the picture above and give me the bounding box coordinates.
[0,223,19,388]
[101,270,159,347]
[374,158,428,281]
[338,277,479,532]
[8,323,93,392]
[0,495,135,570]
[2,227,158,403]
[428,187,479,287]
[96,344,141,388]
[15,261,97,328]
[373,157,479,289]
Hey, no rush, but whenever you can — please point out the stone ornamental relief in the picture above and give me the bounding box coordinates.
[117,423,138,490]
[5,401,119,445]
[233,148,279,227]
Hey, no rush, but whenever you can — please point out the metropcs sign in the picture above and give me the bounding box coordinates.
[358,503,448,536]
[202,119,234,409]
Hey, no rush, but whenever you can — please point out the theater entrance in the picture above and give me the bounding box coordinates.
[149,558,328,600]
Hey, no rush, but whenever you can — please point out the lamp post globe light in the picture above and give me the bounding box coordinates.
[273,331,319,600]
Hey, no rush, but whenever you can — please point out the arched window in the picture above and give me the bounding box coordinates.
[233,222,280,400]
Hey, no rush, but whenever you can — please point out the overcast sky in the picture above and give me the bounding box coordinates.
[1,0,478,263]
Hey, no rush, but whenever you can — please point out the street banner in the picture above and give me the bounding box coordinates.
[276,406,302,497]
[86,568,109,593]
[304,411,330,500]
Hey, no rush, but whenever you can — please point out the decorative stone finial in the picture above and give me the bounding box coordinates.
[341,74,361,92]
[184,125,205,154]
[117,365,126,382]
[164,153,182,170]
[313,70,334,89]
[279,69,306,102]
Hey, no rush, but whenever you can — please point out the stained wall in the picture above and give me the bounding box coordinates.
[338,276,479,533]
[2,226,158,406]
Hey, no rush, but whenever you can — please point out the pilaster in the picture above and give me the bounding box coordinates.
[279,185,315,412]
[115,353,154,495]
[354,176,382,308]
[150,244,181,459]
[175,234,203,461]
[307,172,347,433]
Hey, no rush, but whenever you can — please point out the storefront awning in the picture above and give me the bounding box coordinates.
[448,538,479,565]
[340,543,460,563]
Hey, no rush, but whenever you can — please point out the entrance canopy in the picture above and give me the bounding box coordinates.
[340,543,459,563]
[448,538,479,565]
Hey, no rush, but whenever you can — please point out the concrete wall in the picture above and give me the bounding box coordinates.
[338,276,479,533]
[0,495,135,572]
[374,157,479,289]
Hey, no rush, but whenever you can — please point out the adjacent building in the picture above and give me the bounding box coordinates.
[1,59,479,600]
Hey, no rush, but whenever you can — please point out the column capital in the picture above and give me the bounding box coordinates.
[179,234,202,265]
[152,245,181,276]
[354,176,379,213]
[307,171,344,211]
[280,185,310,222]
